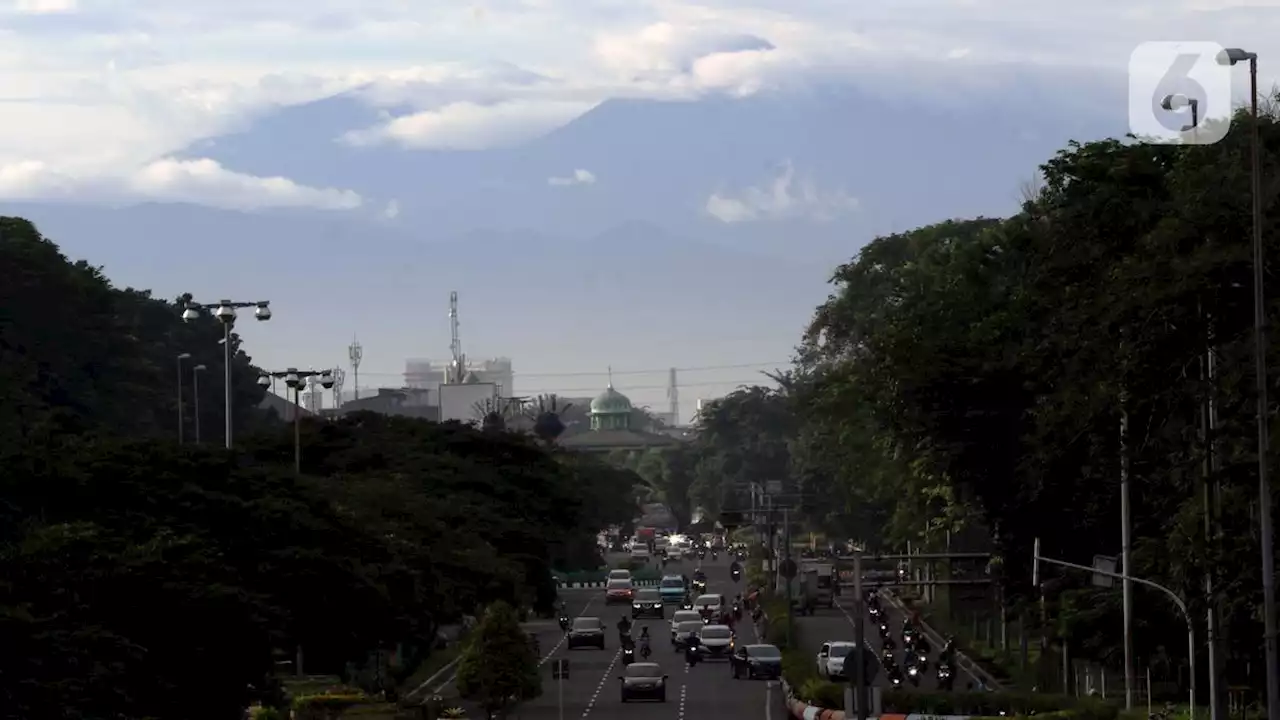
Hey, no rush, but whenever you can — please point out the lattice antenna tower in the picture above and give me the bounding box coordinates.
[667,367,679,425]
[331,367,346,408]
[448,291,465,384]
[348,338,363,400]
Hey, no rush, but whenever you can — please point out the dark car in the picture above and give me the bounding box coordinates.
[567,617,606,650]
[731,643,783,679]
[632,589,664,619]
[618,662,667,702]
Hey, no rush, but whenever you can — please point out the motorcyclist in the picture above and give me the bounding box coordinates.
[683,630,702,666]
[617,615,633,642]
[639,627,652,658]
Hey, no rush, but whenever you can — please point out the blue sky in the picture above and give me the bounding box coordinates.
[2,0,1278,416]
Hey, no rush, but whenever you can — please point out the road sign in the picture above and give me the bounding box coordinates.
[552,659,569,679]
[779,558,797,579]
[1092,555,1117,588]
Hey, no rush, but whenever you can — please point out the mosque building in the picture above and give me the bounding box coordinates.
[557,382,682,453]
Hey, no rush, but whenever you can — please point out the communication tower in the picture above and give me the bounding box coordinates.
[348,338,362,400]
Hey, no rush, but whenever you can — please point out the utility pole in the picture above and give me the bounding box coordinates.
[784,506,794,648]
[852,550,868,720]
[1120,388,1135,710]
[348,338,362,401]
[1203,311,1225,720]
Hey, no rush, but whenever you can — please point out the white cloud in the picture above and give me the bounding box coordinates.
[2,0,1280,204]
[548,169,596,186]
[383,199,400,218]
[341,99,596,150]
[705,161,858,223]
[13,0,76,13]
[0,157,362,211]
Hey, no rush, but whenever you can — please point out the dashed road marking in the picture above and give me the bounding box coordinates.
[679,674,688,719]
[540,594,600,666]
[580,648,621,719]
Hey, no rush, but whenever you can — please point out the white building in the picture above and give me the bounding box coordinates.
[403,357,513,397]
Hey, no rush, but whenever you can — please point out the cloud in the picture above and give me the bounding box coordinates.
[341,99,596,150]
[2,0,1280,204]
[0,157,362,211]
[383,199,400,218]
[548,169,596,186]
[705,161,858,223]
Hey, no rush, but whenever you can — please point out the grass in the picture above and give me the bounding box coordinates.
[399,643,465,698]
[900,593,1039,689]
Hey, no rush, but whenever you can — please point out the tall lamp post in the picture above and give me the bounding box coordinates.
[193,364,207,443]
[176,352,191,443]
[258,367,334,473]
[1220,47,1279,720]
[181,298,272,448]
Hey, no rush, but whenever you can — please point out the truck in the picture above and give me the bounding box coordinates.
[801,560,836,608]
[788,569,819,616]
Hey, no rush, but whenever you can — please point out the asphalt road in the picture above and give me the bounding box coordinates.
[792,588,976,692]
[520,554,785,720]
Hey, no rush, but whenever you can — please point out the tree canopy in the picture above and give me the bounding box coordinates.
[685,108,1280,695]
[0,217,643,718]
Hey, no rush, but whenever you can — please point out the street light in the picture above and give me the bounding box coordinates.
[258,367,334,473]
[176,353,191,443]
[193,364,207,443]
[1159,94,1199,133]
[1219,47,1279,720]
[181,298,272,449]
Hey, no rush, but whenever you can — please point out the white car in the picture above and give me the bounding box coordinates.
[631,546,651,562]
[667,546,683,561]
[670,610,702,637]
[609,569,633,582]
[693,594,724,615]
[817,641,858,679]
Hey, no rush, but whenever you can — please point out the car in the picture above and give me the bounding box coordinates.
[817,641,858,679]
[619,662,668,702]
[605,578,635,605]
[672,620,703,649]
[630,546,652,562]
[693,593,724,617]
[632,589,664,619]
[731,643,784,679]
[667,546,683,561]
[696,624,735,660]
[659,575,687,604]
[608,569,633,582]
[567,617,607,650]
[669,609,702,637]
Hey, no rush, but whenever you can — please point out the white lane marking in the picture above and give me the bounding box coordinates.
[679,674,688,719]
[540,593,601,666]
[765,678,773,720]
[581,648,622,719]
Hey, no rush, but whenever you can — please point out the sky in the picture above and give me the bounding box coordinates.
[3,0,1280,416]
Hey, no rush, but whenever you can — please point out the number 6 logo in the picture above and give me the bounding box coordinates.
[1129,42,1233,145]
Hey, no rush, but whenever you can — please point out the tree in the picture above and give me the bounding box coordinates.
[456,601,541,718]
[527,394,571,444]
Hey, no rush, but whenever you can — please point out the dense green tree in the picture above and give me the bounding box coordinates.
[456,601,541,719]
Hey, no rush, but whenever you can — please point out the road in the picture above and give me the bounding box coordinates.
[519,554,785,720]
[794,588,978,692]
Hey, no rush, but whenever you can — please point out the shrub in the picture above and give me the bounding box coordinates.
[292,692,368,720]
[249,707,285,720]
[798,678,845,709]
[880,690,1119,719]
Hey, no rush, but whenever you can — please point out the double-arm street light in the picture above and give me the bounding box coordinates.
[1218,47,1280,720]
[181,299,272,448]
[258,368,334,473]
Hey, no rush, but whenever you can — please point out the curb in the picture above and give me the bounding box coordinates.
[878,591,1004,691]
[556,579,661,589]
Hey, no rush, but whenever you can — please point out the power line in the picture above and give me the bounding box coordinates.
[515,378,776,394]
[354,361,790,379]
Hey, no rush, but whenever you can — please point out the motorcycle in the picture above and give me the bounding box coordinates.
[732,602,743,621]
[711,552,718,561]
[915,650,929,670]
[877,622,891,638]
[731,569,741,582]
[906,664,921,686]
[937,663,954,691]
[559,616,570,632]
[622,646,636,665]
[640,641,652,660]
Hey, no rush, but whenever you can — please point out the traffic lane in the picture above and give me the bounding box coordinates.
[796,601,881,686]
[522,613,683,720]
[845,591,970,691]
[520,586,622,720]
[682,553,777,720]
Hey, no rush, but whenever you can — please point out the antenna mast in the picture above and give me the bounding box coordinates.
[348,338,363,400]
[667,367,679,425]
[449,291,464,383]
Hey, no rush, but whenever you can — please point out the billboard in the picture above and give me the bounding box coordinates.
[438,382,498,424]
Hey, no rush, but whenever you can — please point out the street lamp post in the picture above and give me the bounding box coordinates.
[193,364,207,443]
[181,298,272,449]
[258,368,334,473]
[1220,47,1279,720]
[176,353,191,443]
